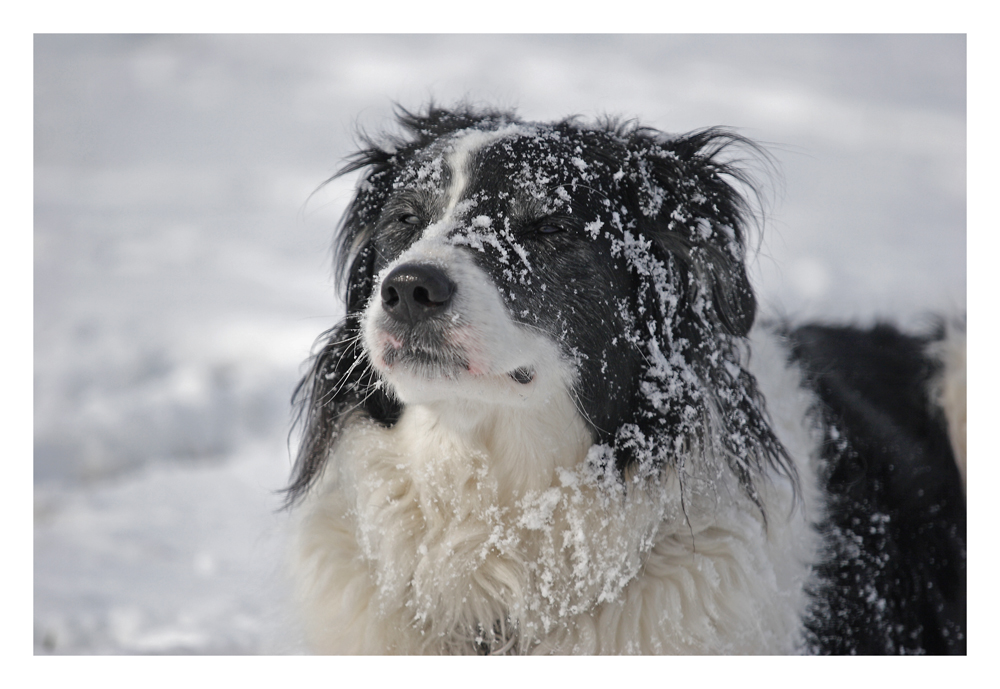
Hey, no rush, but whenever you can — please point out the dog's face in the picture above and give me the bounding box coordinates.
[360,123,645,433]
[287,107,787,504]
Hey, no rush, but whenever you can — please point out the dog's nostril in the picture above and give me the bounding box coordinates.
[413,286,432,305]
[380,263,455,323]
[383,286,400,307]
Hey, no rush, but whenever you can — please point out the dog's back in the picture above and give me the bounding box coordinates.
[788,323,966,654]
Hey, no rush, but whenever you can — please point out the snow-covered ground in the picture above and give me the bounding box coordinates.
[33,34,965,654]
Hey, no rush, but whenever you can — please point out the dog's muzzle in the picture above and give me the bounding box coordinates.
[374,260,536,386]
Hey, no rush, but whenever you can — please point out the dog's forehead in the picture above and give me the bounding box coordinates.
[433,124,628,213]
[463,125,612,182]
[382,122,675,243]
[388,126,518,201]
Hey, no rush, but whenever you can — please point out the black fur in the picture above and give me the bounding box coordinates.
[788,323,966,654]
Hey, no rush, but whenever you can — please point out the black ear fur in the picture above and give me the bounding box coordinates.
[640,128,764,337]
[284,236,401,507]
[606,126,792,515]
[709,260,756,337]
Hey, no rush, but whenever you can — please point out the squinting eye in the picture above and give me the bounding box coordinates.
[399,214,423,226]
[537,223,563,235]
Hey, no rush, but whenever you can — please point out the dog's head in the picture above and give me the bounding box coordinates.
[288,105,789,507]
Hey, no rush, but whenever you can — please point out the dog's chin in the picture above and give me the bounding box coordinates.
[381,348,470,379]
[375,350,538,406]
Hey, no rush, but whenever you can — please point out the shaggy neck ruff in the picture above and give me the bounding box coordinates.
[387,389,594,499]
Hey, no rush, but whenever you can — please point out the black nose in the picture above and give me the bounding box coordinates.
[380,262,456,324]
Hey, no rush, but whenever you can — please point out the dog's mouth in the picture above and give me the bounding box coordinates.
[382,346,464,373]
[379,342,535,385]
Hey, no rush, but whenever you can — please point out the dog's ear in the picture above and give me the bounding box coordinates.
[285,321,362,505]
[637,128,763,337]
[701,240,757,338]
[285,150,404,505]
[612,128,794,515]
[285,242,402,506]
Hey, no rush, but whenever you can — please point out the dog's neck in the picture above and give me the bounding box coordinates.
[390,391,594,499]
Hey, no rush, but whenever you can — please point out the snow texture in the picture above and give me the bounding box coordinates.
[33,34,965,654]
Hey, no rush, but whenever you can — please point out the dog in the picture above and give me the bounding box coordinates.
[286,105,966,654]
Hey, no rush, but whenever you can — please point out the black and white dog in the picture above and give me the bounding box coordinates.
[287,106,966,654]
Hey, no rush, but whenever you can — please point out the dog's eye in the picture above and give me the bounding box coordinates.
[398,214,423,226]
[536,223,564,235]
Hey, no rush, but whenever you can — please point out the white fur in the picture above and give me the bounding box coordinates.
[929,325,967,490]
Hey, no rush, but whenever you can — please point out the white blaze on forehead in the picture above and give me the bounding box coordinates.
[423,125,526,240]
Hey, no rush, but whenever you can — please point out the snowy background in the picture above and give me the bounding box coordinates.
[33,34,966,655]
